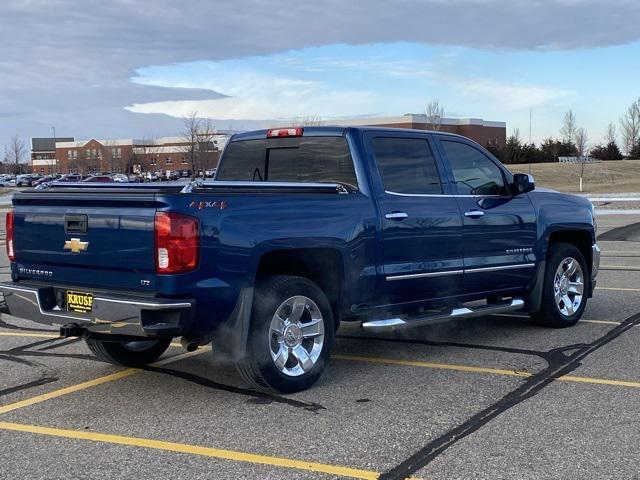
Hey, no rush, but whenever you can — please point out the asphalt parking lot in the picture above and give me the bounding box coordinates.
[2,213,640,479]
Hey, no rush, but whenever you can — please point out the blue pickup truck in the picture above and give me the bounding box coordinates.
[1,126,599,392]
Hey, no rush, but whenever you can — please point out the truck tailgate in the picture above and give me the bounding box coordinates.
[12,192,162,292]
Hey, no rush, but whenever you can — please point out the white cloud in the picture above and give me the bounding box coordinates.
[126,49,569,121]
[127,72,375,120]
[449,77,571,110]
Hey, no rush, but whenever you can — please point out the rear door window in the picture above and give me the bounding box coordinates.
[217,136,358,188]
[372,137,443,194]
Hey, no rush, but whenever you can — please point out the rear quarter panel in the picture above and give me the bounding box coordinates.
[157,191,378,333]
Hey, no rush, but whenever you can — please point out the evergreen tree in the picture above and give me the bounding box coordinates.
[591,142,623,160]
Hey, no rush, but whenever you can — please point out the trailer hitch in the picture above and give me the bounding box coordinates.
[59,323,87,338]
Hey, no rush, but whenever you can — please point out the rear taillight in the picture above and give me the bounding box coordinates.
[266,127,303,138]
[6,210,14,262]
[154,212,199,274]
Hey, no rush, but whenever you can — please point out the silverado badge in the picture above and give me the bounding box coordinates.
[64,238,89,253]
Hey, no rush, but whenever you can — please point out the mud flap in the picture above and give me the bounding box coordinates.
[524,260,545,313]
[210,287,254,365]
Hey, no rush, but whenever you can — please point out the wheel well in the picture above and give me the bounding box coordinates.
[548,230,592,274]
[256,249,344,324]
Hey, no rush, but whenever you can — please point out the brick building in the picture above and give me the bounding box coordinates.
[31,135,230,175]
[337,114,507,147]
[31,137,75,174]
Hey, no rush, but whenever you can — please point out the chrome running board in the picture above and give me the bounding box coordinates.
[361,298,525,332]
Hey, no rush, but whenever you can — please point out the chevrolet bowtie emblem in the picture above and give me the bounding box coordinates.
[64,238,89,253]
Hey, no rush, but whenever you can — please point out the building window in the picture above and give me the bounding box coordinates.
[67,151,72,159]
[150,158,157,166]
[40,168,45,174]
[86,149,91,158]
[181,157,188,164]
[165,157,172,165]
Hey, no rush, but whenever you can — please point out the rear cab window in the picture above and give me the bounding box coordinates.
[216,136,358,189]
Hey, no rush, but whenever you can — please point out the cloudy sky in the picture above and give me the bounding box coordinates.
[2,0,640,152]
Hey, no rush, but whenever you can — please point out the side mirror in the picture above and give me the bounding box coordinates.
[512,173,535,194]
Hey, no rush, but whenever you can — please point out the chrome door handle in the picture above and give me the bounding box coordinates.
[385,211,409,220]
[464,210,484,218]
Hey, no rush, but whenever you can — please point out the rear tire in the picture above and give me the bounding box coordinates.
[531,242,588,328]
[85,338,172,366]
[237,275,334,393]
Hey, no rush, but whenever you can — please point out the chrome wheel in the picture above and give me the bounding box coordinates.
[553,257,584,316]
[269,295,325,377]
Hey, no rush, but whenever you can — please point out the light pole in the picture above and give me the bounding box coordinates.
[51,126,58,174]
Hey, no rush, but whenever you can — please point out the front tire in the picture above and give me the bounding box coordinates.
[85,338,172,366]
[531,243,588,328]
[237,275,334,393]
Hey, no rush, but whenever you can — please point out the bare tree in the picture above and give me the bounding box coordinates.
[181,111,216,178]
[620,98,640,156]
[101,140,115,173]
[560,110,577,144]
[605,122,617,145]
[575,127,589,192]
[425,100,445,131]
[196,118,216,176]
[6,135,27,175]
[134,137,160,175]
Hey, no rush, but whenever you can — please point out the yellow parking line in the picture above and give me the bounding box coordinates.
[332,354,532,378]
[0,369,139,415]
[560,375,640,388]
[0,421,380,480]
[598,287,640,292]
[580,319,622,325]
[333,354,640,389]
[0,330,184,347]
[0,347,211,415]
[0,331,60,338]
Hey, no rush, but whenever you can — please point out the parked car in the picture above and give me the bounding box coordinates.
[82,175,115,183]
[112,174,129,183]
[15,174,36,187]
[33,174,61,187]
[0,126,599,393]
[55,174,85,183]
[0,175,16,186]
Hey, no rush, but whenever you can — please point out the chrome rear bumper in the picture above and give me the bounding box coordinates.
[0,282,194,338]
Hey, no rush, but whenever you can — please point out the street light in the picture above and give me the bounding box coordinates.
[51,126,58,174]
